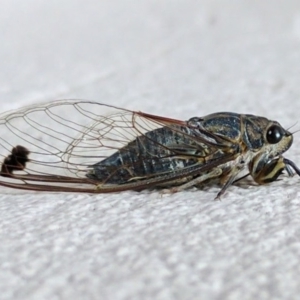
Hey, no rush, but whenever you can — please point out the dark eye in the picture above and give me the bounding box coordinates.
[266,125,284,144]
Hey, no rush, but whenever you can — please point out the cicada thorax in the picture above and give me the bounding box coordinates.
[190,112,242,141]
[180,112,295,194]
[197,112,293,163]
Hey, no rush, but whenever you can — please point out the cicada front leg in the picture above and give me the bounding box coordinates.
[249,154,300,184]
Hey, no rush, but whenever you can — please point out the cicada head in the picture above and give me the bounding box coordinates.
[242,115,293,157]
[263,121,293,157]
[248,120,294,185]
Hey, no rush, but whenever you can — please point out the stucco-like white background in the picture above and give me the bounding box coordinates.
[1,1,300,299]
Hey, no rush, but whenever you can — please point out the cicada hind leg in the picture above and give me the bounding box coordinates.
[161,167,223,194]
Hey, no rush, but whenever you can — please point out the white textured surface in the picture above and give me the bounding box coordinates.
[1,1,300,300]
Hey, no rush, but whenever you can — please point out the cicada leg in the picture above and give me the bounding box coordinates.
[249,155,300,184]
[283,158,300,177]
[214,165,246,200]
[161,167,223,194]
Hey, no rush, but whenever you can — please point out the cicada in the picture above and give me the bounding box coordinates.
[0,100,299,198]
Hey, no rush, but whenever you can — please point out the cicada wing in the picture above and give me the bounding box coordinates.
[0,100,238,192]
[0,100,189,192]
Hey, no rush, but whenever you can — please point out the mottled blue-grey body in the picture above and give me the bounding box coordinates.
[87,112,293,189]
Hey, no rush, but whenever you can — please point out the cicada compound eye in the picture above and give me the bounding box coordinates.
[266,125,284,144]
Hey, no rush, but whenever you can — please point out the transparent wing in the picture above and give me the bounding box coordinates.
[0,100,235,193]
